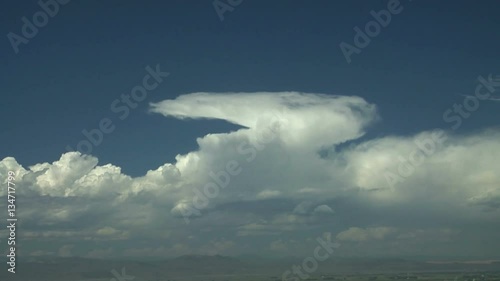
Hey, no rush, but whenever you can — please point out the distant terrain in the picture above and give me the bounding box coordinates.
[1,255,500,281]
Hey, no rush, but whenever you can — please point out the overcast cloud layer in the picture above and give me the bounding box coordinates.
[1,92,499,259]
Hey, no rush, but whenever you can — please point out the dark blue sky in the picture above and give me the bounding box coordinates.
[1,0,499,177]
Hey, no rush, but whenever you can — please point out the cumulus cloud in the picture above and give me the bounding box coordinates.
[256,190,282,199]
[336,227,396,242]
[1,91,500,257]
[313,205,334,215]
[293,201,314,215]
[150,92,378,151]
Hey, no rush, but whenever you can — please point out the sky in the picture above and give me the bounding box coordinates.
[0,0,500,260]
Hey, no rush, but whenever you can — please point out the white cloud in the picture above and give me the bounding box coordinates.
[1,92,500,257]
[256,190,282,199]
[313,204,334,215]
[336,227,396,242]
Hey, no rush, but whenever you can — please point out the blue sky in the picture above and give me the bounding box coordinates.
[1,0,500,260]
[2,0,499,176]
